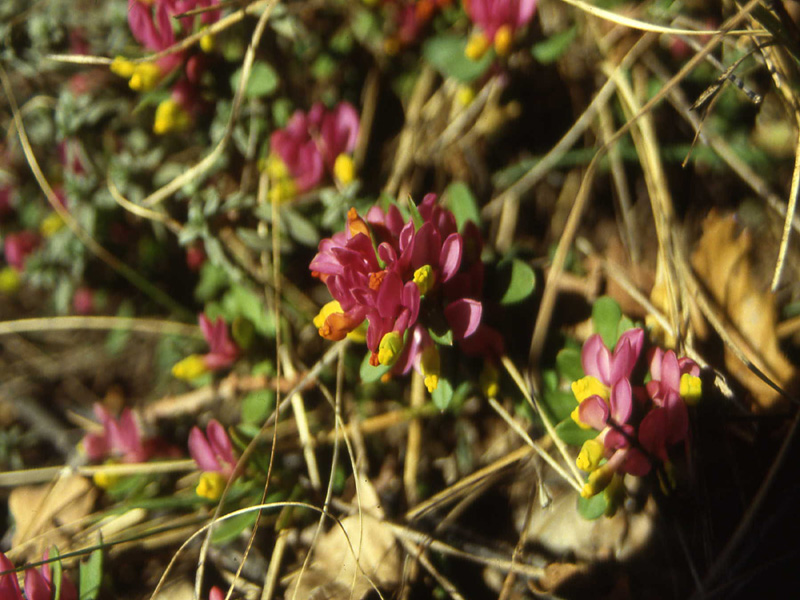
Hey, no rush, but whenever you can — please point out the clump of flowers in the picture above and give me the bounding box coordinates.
[189,419,237,500]
[567,327,702,511]
[266,102,360,203]
[310,194,499,392]
[0,551,78,600]
[82,403,150,465]
[463,0,538,59]
[172,313,240,380]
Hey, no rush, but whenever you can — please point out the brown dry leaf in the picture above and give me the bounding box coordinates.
[691,211,795,409]
[9,475,97,560]
[286,513,401,600]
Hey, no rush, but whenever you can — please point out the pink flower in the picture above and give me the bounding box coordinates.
[311,195,494,387]
[4,231,41,271]
[189,420,236,477]
[463,0,538,42]
[270,110,325,193]
[72,287,95,315]
[127,0,183,72]
[0,552,78,600]
[646,348,700,402]
[199,313,239,370]
[581,329,644,388]
[209,586,225,600]
[82,403,150,463]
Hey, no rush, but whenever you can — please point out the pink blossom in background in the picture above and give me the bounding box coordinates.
[82,404,150,463]
[199,313,239,370]
[72,287,95,315]
[4,231,41,271]
[463,0,538,42]
[189,419,237,477]
[0,551,78,600]
[0,186,14,220]
[581,329,644,389]
[209,586,225,600]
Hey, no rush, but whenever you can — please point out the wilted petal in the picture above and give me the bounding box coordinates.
[439,233,462,282]
[578,395,609,430]
[444,298,482,339]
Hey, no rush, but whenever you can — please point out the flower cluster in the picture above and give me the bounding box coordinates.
[0,551,78,600]
[463,0,538,59]
[82,403,150,464]
[111,0,222,134]
[310,194,499,392]
[266,102,360,203]
[189,419,237,500]
[379,0,452,54]
[570,329,702,502]
[172,313,240,380]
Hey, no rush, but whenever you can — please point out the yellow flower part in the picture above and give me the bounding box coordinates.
[604,473,625,517]
[333,154,356,185]
[581,465,614,499]
[93,462,120,490]
[129,62,162,92]
[493,25,513,56]
[110,56,136,79]
[456,85,475,107]
[570,404,593,430]
[200,33,215,53]
[196,471,226,500]
[413,265,435,296]
[465,31,490,61]
[571,375,609,403]
[576,438,604,472]
[153,98,191,135]
[378,331,404,366]
[313,300,366,342]
[480,362,499,398]
[680,373,702,406]
[40,212,64,237]
[172,354,208,380]
[265,154,290,180]
[420,345,440,393]
[0,267,21,294]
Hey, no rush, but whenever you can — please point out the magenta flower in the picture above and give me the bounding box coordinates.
[463,0,538,58]
[646,348,700,402]
[199,313,239,370]
[82,403,149,463]
[209,586,225,600]
[127,0,183,73]
[311,195,494,390]
[268,102,360,201]
[4,231,41,271]
[189,419,237,478]
[582,329,644,388]
[0,551,77,600]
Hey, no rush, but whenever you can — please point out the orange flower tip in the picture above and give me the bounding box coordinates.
[347,207,370,239]
[369,352,380,367]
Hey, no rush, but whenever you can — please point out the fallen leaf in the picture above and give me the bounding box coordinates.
[691,211,795,409]
[9,475,97,560]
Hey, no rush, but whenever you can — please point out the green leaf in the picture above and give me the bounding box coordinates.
[556,347,584,382]
[194,262,229,302]
[554,418,597,446]
[230,61,279,98]
[79,547,103,600]
[531,26,577,64]
[423,35,494,83]
[406,196,424,230]
[499,259,536,305]
[241,389,275,425]
[577,492,607,520]
[51,547,63,600]
[281,207,320,247]
[542,389,577,423]
[592,296,622,349]
[359,351,390,383]
[428,327,454,346]
[211,511,259,545]
[444,182,481,230]
[617,316,636,339]
[432,378,454,411]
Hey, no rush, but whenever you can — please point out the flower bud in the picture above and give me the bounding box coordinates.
[196,471,226,500]
[378,331,404,366]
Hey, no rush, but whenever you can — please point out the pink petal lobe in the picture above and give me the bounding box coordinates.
[578,395,609,430]
[439,233,462,282]
[444,298,482,340]
[609,378,632,424]
[188,426,220,472]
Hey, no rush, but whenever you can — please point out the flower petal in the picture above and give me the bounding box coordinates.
[578,395,609,430]
[609,378,632,424]
[444,298,482,339]
[439,233,462,282]
[188,426,221,472]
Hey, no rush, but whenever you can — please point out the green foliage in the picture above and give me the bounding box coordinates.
[360,351,390,383]
[577,492,607,520]
[211,511,259,545]
[531,26,577,64]
[230,61,279,98]
[105,301,135,355]
[423,35,494,83]
[432,378,454,411]
[498,259,536,305]
[79,547,103,600]
[444,182,481,231]
[591,296,622,349]
[555,347,584,382]
[241,389,276,425]
[555,418,597,446]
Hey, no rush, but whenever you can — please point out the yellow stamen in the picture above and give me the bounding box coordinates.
[39,212,64,237]
[93,461,121,490]
[153,98,191,135]
[465,31,490,61]
[333,154,356,185]
[200,33,215,53]
[172,354,208,380]
[480,362,499,398]
[196,471,226,500]
[576,438,605,472]
[581,465,614,498]
[110,56,136,79]
[493,25,513,56]
[420,345,440,393]
[456,85,475,107]
[0,267,21,294]
[265,154,290,180]
[413,265,435,295]
[680,373,702,406]
[378,331,403,366]
[129,62,162,92]
[571,376,609,403]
